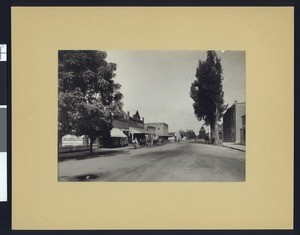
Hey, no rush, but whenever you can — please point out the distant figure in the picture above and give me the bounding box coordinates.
[132,139,138,149]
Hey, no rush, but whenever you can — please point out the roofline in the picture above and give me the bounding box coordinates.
[233,101,245,105]
[145,122,168,126]
[229,101,246,109]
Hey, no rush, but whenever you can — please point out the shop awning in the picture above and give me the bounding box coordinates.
[129,127,152,135]
[111,128,127,138]
[158,134,173,137]
[62,134,86,139]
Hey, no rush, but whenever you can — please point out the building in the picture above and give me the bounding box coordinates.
[110,110,152,146]
[60,110,152,149]
[168,132,177,137]
[168,132,177,141]
[145,125,156,134]
[240,115,246,145]
[145,122,168,135]
[127,111,152,143]
[109,128,128,147]
[223,102,246,143]
[144,122,170,139]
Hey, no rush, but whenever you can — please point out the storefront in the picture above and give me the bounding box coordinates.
[110,128,128,147]
[129,127,154,144]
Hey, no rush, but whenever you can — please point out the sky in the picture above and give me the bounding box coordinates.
[106,51,245,133]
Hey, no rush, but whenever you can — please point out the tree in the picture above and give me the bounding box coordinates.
[199,126,206,139]
[58,50,123,152]
[190,51,227,145]
[186,130,196,139]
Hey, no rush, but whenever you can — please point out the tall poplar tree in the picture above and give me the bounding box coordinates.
[190,51,227,144]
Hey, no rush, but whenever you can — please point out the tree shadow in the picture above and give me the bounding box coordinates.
[58,149,131,162]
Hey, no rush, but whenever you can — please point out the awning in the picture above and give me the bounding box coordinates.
[111,128,127,138]
[158,134,173,137]
[62,134,86,139]
[129,127,152,135]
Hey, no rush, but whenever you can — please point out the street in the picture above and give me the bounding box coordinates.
[58,141,245,182]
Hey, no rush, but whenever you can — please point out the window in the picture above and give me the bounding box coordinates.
[242,116,246,125]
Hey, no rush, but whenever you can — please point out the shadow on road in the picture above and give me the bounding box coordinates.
[58,149,131,162]
[189,141,215,146]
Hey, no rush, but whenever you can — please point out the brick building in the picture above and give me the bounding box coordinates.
[144,122,171,139]
[223,102,246,143]
[240,115,246,145]
[111,111,152,145]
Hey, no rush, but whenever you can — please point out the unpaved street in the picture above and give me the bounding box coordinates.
[58,141,245,182]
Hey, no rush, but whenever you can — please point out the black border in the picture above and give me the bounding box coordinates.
[0,0,298,234]
[0,1,11,235]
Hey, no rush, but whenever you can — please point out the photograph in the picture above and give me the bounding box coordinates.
[7,2,299,231]
[6,3,295,232]
[58,50,246,182]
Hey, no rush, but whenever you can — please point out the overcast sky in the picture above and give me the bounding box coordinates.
[106,51,245,133]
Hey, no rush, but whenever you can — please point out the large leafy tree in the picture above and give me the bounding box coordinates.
[190,51,227,145]
[58,50,123,152]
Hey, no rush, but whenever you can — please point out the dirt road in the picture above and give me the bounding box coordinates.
[58,141,245,182]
